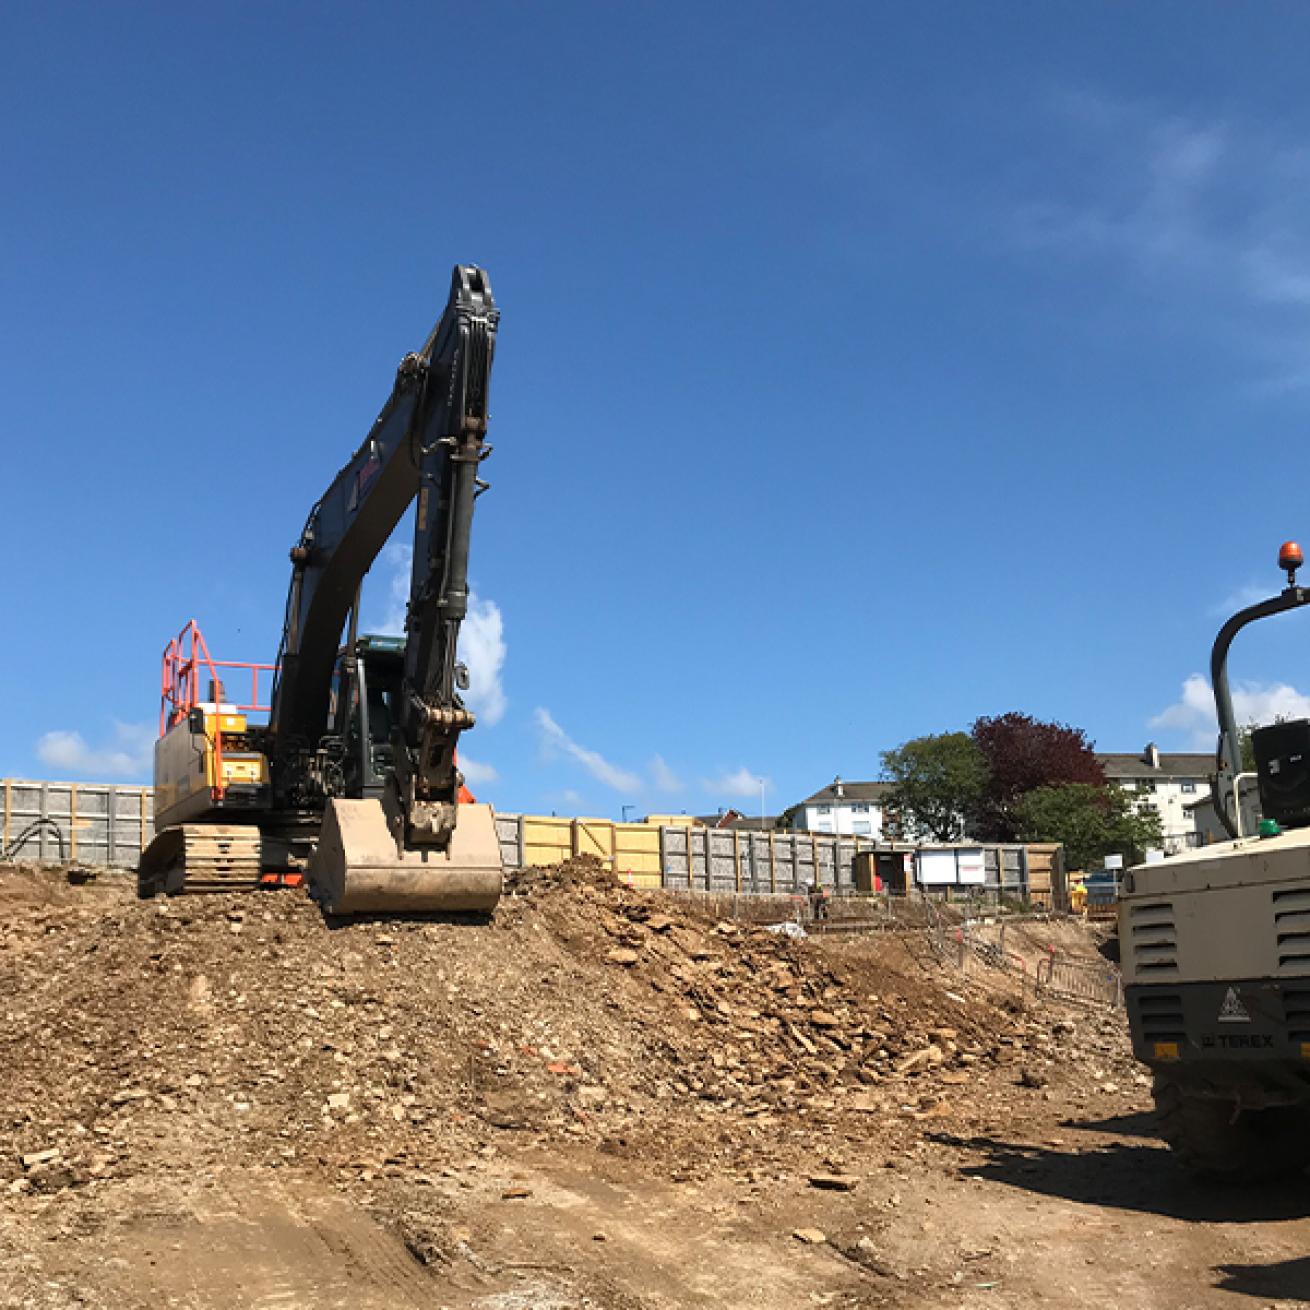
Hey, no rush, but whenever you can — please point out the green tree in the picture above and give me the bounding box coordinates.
[1015,783,1163,872]
[1238,718,1289,773]
[1240,724,1255,773]
[880,733,988,841]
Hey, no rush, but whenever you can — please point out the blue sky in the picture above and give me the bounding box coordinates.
[8,2,1310,819]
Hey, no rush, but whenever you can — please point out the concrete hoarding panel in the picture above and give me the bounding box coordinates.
[3,778,154,868]
[3,784,1056,904]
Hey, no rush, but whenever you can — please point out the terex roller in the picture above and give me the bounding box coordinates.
[1123,540,1310,1178]
[138,266,503,916]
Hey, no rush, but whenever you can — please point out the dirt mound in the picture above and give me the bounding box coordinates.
[0,859,1137,1238]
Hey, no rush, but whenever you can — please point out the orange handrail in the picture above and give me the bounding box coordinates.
[159,620,277,803]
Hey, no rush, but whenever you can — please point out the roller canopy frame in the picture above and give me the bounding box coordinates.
[1211,583,1310,837]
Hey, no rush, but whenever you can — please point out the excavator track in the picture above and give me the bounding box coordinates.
[138,824,263,897]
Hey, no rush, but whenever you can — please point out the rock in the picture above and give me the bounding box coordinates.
[808,1174,859,1192]
[793,1228,828,1245]
[606,948,640,966]
[894,1049,933,1076]
[31,1163,84,1192]
[501,1186,532,1200]
[326,1093,351,1111]
[810,1010,841,1029]
[20,1148,61,1170]
[940,1071,970,1086]
[1018,1068,1048,1089]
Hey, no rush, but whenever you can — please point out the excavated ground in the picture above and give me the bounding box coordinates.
[2,859,1309,1309]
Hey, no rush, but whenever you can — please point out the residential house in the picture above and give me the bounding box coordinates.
[1096,744,1212,854]
[1185,782,1262,845]
[789,778,894,838]
[693,810,778,831]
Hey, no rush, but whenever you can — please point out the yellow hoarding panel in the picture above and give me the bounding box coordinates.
[522,815,572,868]
[613,822,662,888]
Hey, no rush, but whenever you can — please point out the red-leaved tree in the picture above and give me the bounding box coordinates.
[969,712,1105,841]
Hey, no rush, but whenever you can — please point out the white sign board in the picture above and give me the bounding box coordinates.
[917,850,957,886]
[1104,854,1124,870]
[956,848,986,885]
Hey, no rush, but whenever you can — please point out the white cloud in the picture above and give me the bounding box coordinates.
[1013,92,1310,388]
[533,708,641,794]
[1150,673,1310,749]
[703,766,771,800]
[36,721,154,780]
[649,754,683,793]
[458,754,499,787]
[459,593,507,727]
[375,542,410,637]
[1212,582,1276,616]
[370,543,507,727]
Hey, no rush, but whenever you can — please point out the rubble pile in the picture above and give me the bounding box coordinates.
[0,858,1139,1199]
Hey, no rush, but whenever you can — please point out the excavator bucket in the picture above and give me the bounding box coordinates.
[308,799,503,915]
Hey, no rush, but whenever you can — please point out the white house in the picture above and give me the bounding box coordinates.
[790,778,894,838]
[1096,744,1212,855]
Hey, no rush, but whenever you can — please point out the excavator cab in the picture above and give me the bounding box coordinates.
[332,635,405,798]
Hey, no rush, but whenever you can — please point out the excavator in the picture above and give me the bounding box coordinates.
[137,265,504,916]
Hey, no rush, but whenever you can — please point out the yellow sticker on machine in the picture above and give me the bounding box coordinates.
[202,712,247,733]
[1301,1042,1310,1061]
[221,757,267,784]
[1153,1041,1181,1061]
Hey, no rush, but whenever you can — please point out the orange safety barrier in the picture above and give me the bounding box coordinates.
[159,620,276,805]
[159,619,275,734]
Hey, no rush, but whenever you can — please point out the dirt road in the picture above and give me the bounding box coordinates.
[3,862,1309,1308]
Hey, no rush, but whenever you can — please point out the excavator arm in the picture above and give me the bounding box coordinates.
[392,267,497,848]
